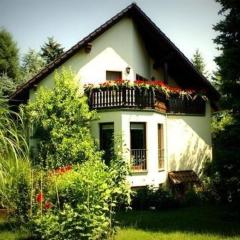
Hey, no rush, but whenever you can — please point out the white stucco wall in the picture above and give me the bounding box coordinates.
[167,103,212,174]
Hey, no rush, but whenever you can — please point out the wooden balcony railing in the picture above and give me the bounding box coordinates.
[88,87,206,115]
[131,149,147,171]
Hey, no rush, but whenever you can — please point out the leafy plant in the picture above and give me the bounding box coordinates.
[25,69,99,169]
[0,99,31,224]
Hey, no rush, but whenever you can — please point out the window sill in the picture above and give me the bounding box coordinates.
[130,170,148,175]
[158,168,165,172]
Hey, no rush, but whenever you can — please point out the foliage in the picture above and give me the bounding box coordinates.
[21,49,46,83]
[31,160,116,239]
[211,110,235,137]
[213,0,240,110]
[0,27,20,81]
[131,186,178,210]
[0,73,16,97]
[40,37,64,64]
[29,137,131,239]
[0,99,31,224]
[191,49,209,78]
[205,121,240,206]
[25,69,99,169]
[205,0,240,210]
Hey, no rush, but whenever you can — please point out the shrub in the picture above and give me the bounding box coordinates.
[25,69,99,169]
[131,186,178,210]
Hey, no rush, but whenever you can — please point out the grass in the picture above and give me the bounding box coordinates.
[115,205,240,240]
[0,205,239,240]
[0,218,29,240]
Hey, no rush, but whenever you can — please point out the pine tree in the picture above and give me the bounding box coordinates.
[0,28,20,81]
[40,37,64,64]
[213,0,240,110]
[191,49,208,77]
[21,49,45,82]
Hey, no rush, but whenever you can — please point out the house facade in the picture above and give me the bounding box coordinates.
[10,4,219,187]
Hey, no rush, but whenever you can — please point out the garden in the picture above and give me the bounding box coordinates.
[0,68,240,239]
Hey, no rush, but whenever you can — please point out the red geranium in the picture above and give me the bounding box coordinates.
[36,192,44,203]
[45,201,53,209]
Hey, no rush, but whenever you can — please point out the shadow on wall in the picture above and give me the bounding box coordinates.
[168,117,212,174]
[169,139,211,174]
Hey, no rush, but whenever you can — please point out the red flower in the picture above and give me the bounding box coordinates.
[45,201,53,209]
[54,165,72,175]
[36,193,44,203]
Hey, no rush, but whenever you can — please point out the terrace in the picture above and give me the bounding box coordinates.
[86,81,206,115]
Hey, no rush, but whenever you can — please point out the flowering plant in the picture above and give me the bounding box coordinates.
[84,79,207,100]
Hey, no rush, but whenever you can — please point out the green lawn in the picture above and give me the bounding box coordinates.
[0,205,240,240]
[0,218,29,240]
[115,205,240,240]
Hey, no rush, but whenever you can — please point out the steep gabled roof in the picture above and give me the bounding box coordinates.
[10,3,220,105]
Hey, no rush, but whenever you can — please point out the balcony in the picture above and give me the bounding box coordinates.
[87,86,206,115]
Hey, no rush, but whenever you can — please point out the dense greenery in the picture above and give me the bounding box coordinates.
[206,0,240,209]
[26,69,99,169]
[213,0,240,110]
[0,99,31,224]
[21,49,46,82]
[40,37,64,64]
[0,28,20,81]
[0,28,21,96]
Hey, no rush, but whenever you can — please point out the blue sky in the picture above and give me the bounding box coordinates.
[0,0,222,73]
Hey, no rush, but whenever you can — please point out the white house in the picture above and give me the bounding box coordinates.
[10,3,220,188]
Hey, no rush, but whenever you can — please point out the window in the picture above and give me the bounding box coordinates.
[130,123,147,171]
[136,74,148,81]
[158,124,164,169]
[100,123,114,165]
[106,71,122,81]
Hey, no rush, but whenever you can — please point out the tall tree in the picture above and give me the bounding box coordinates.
[0,28,20,81]
[213,0,240,110]
[205,0,240,208]
[191,49,209,77]
[40,37,64,64]
[21,49,45,82]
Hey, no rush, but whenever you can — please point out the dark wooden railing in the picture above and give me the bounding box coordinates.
[89,87,155,109]
[131,149,147,171]
[88,87,205,115]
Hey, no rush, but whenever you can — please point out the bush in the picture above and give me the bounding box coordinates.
[131,186,178,210]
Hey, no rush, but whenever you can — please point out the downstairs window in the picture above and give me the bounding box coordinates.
[130,122,147,171]
[100,123,114,165]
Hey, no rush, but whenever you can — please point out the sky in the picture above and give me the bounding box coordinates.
[0,0,223,73]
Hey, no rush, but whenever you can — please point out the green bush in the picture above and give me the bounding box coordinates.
[131,186,178,210]
[25,69,99,169]
[31,158,130,240]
